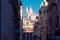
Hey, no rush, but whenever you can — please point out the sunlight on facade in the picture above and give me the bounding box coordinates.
[23,5,37,33]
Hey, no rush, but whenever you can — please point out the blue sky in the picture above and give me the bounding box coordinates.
[21,0,43,17]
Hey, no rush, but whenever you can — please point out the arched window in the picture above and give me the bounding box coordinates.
[26,22,28,26]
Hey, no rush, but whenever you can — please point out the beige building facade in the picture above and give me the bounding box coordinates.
[23,6,37,33]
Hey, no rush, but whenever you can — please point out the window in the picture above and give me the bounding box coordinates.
[52,3,58,14]
[26,22,28,26]
[56,16,59,28]
[29,16,31,20]
[43,11,46,13]
[49,19,53,25]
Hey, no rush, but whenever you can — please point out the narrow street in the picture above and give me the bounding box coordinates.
[1,0,60,40]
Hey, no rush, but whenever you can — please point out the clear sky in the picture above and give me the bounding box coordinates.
[21,0,43,17]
